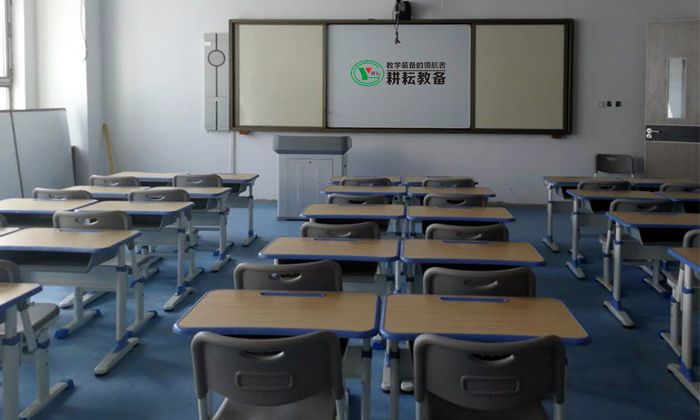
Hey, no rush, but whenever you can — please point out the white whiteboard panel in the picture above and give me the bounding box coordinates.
[327,24,470,128]
[475,25,566,129]
[0,113,22,199]
[13,109,74,194]
[237,25,324,127]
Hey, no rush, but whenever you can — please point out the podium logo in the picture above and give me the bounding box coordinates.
[351,60,384,86]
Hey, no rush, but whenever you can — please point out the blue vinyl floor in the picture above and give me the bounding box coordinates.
[3,203,699,419]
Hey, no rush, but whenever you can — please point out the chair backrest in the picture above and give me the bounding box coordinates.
[327,194,389,205]
[128,187,190,202]
[53,210,132,230]
[609,198,674,213]
[425,223,509,241]
[0,259,21,283]
[660,182,700,192]
[422,177,476,188]
[301,221,380,239]
[0,213,7,227]
[423,266,535,297]
[595,153,634,177]
[234,260,343,291]
[424,194,488,208]
[191,331,344,407]
[90,175,140,187]
[577,179,631,191]
[32,188,93,200]
[414,334,565,417]
[339,177,391,187]
[683,229,700,247]
[173,174,223,188]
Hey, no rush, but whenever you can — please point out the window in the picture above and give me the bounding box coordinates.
[0,0,11,110]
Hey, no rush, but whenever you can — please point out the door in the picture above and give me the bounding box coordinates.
[644,20,699,179]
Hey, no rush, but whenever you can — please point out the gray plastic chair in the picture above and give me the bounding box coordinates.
[234,260,343,292]
[191,330,346,420]
[577,179,631,191]
[32,188,93,200]
[424,194,487,208]
[414,334,565,420]
[301,221,380,239]
[173,174,223,188]
[339,177,392,187]
[595,153,635,178]
[423,266,535,297]
[683,229,700,247]
[425,223,509,241]
[660,182,700,192]
[422,177,477,188]
[327,194,389,205]
[53,210,132,230]
[90,175,140,187]
[128,187,190,202]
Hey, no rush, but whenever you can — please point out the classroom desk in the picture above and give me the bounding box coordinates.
[601,212,700,327]
[259,237,402,293]
[0,198,96,226]
[405,206,514,237]
[564,189,659,279]
[81,200,199,312]
[401,239,545,267]
[406,186,496,199]
[0,228,142,375]
[1,282,43,420]
[155,186,232,272]
[667,247,700,400]
[381,294,590,420]
[656,191,700,213]
[174,289,380,420]
[114,172,260,246]
[302,203,406,236]
[322,185,407,197]
[330,175,403,185]
[64,185,150,200]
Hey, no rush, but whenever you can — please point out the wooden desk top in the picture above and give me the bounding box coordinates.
[607,212,700,229]
[656,191,700,202]
[65,186,150,198]
[174,290,380,339]
[402,239,545,266]
[381,294,589,345]
[668,247,700,273]
[0,228,140,253]
[80,201,194,215]
[322,185,406,196]
[407,206,514,222]
[0,283,43,311]
[330,176,402,185]
[155,186,230,199]
[566,190,658,201]
[628,178,696,187]
[302,204,405,219]
[260,237,400,262]
[543,176,695,188]
[408,187,496,197]
[113,171,259,184]
[403,176,479,186]
[0,198,96,214]
[0,227,19,237]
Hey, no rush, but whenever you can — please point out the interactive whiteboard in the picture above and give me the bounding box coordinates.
[327,24,470,129]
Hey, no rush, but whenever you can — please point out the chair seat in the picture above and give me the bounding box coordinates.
[427,396,549,420]
[0,303,59,336]
[213,392,336,420]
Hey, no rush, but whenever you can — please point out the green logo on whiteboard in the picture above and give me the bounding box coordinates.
[351,60,384,86]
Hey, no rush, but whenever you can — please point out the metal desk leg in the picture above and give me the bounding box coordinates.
[94,246,140,376]
[642,260,668,294]
[596,229,613,292]
[543,183,561,252]
[394,260,401,294]
[661,265,683,355]
[395,218,402,237]
[55,285,101,339]
[361,339,372,420]
[129,247,157,333]
[603,223,634,327]
[3,305,20,420]
[668,265,700,400]
[211,202,233,272]
[242,185,258,247]
[565,198,586,279]
[388,340,400,420]
[185,219,204,283]
[164,214,195,311]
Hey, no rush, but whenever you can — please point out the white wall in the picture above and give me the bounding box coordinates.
[98,0,700,203]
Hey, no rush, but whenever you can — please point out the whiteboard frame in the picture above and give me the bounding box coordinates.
[229,19,574,136]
